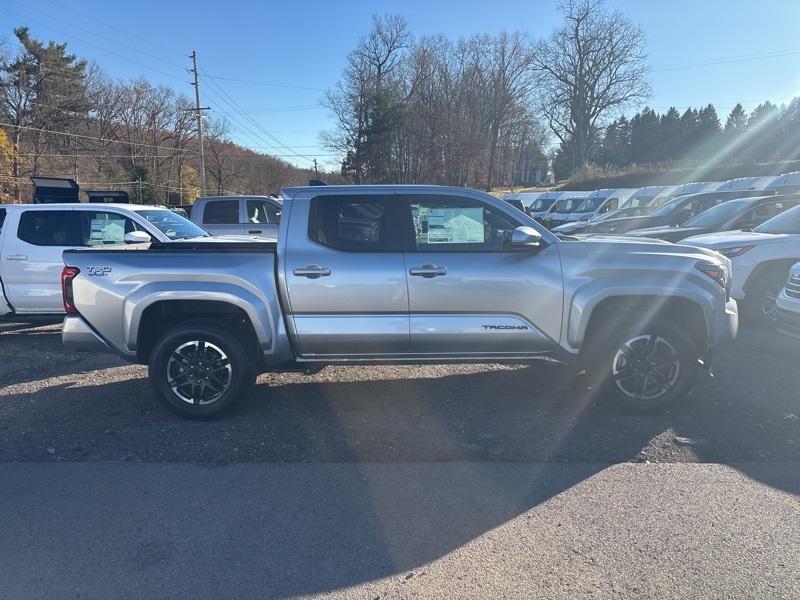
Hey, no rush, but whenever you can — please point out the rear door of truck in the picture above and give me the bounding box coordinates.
[281,191,410,356]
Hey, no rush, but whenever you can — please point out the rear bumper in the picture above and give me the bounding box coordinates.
[62,316,114,354]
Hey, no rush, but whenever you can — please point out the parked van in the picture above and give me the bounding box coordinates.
[767,171,800,194]
[620,186,677,209]
[560,188,638,225]
[527,191,564,222]
[543,191,592,229]
[716,176,775,192]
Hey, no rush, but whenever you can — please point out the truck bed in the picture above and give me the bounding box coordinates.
[62,241,288,364]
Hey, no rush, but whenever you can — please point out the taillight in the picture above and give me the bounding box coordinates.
[61,266,80,315]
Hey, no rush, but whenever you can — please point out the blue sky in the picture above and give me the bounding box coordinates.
[3,0,800,169]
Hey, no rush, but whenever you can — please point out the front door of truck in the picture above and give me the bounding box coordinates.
[399,193,563,357]
[283,193,410,357]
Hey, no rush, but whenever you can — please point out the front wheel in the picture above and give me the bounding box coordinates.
[149,322,255,419]
[742,271,787,326]
[586,320,698,414]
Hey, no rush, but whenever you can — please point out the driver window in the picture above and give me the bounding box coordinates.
[407,196,520,253]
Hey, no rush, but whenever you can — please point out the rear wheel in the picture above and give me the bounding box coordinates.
[149,322,255,419]
[586,319,698,414]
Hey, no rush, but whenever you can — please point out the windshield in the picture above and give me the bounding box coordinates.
[651,196,687,217]
[590,206,654,222]
[623,195,654,208]
[574,196,607,212]
[529,197,556,212]
[138,209,210,240]
[553,197,584,212]
[754,205,800,234]
[683,200,747,228]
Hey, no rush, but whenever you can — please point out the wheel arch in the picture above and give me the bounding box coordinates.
[135,299,262,366]
[742,258,800,295]
[578,294,708,359]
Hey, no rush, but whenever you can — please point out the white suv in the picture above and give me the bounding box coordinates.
[0,203,208,316]
[682,204,800,323]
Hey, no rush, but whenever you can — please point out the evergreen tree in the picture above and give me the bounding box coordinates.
[724,103,748,133]
[629,107,660,163]
[658,107,681,161]
[599,117,630,166]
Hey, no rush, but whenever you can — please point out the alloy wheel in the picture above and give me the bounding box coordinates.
[166,340,232,405]
[611,334,680,401]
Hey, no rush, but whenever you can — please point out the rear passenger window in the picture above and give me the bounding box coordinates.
[308,196,389,251]
[0,208,5,232]
[17,211,80,246]
[203,200,239,224]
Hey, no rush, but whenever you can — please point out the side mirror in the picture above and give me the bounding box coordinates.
[511,226,542,248]
[124,231,152,244]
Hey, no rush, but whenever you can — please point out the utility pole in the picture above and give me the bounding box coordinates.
[188,51,208,196]
[313,158,319,179]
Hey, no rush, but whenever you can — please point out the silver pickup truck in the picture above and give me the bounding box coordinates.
[61,185,738,419]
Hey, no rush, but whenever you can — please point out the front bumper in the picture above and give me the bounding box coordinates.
[62,315,114,354]
[712,297,739,350]
[776,290,800,338]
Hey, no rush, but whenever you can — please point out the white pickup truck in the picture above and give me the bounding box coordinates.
[0,203,209,316]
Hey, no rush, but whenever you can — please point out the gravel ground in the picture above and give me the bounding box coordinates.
[1,319,799,465]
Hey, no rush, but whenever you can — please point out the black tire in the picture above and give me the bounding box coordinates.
[742,270,787,326]
[585,319,698,414]
[148,322,255,420]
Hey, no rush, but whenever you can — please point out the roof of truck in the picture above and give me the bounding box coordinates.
[281,184,500,198]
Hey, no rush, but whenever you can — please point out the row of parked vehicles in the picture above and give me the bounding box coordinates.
[0,175,795,420]
[504,173,800,325]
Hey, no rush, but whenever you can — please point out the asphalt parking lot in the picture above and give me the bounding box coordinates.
[1,319,799,598]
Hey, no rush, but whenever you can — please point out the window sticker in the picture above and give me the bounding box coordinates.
[89,218,124,244]
[424,207,484,243]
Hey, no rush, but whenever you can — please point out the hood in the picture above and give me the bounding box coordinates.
[587,214,667,233]
[576,233,671,245]
[626,226,709,241]
[562,235,729,266]
[679,230,791,249]
[553,221,590,234]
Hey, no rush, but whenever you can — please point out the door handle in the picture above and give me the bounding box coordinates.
[248,229,262,234]
[409,264,447,278]
[293,265,331,279]
[4,254,27,261]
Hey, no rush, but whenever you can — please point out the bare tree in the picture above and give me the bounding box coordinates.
[534,0,649,172]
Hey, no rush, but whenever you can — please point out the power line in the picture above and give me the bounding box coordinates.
[5,5,188,84]
[13,1,188,72]
[15,152,193,158]
[201,74,326,92]
[201,73,314,164]
[0,121,197,152]
[652,47,800,72]
[200,73,316,166]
